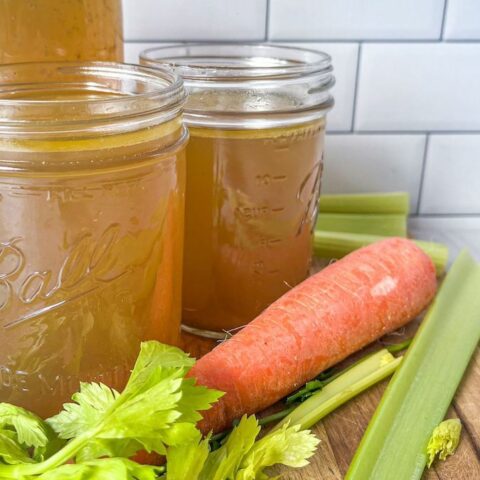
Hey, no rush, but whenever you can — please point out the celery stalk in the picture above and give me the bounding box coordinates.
[211,349,403,448]
[273,349,401,432]
[319,192,410,215]
[316,213,407,237]
[345,251,480,480]
[314,230,448,276]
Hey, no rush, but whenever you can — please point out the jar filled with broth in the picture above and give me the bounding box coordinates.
[141,44,334,338]
[0,0,123,63]
[0,62,187,416]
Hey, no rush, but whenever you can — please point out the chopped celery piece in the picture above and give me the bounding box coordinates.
[314,230,448,276]
[345,251,480,480]
[273,349,401,432]
[319,192,410,215]
[427,419,462,467]
[316,213,407,237]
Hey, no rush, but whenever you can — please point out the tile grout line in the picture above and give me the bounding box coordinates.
[410,213,480,219]
[125,39,480,45]
[328,130,480,135]
[350,42,363,132]
[124,38,268,44]
[264,0,271,41]
[416,134,431,215]
[258,38,480,44]
[440,0,449,40]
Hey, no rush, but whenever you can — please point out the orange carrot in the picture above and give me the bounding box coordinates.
[189,237,437,434]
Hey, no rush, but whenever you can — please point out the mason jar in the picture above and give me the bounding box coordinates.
[0,62,187,416]
[0,0,124,64]
[141,44,334,338]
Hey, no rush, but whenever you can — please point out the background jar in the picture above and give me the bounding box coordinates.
[0,62,187,416]
[0,0,123,64]
[141,44,334,338]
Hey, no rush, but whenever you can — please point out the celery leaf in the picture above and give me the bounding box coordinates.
[199,415,260,480]
[192,415,318,480]
[236,422,319,479]
[47,341,222,460]
[165,433,210,480]
[0,431,35,465]
[176,378,225,424]
[0,403,50,448]
[47,382,120,440]
[0,403,62,465]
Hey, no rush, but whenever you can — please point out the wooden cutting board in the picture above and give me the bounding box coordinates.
[181,260,480,479]
[271,345,480,479]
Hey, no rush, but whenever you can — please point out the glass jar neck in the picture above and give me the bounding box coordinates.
[0,62,187,172]
[140,43,334,129]
[0,62,185,140]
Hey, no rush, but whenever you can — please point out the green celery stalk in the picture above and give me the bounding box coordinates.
[316,213,407,237]
[319,192,410,215]
[314,230,449,276]
[273,349,401,432]
[345,251,480,480]
[211,348,405,448]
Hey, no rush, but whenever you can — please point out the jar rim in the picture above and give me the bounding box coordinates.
[140,43,334,129]
[140,43,332,80]
[0,62,185,135]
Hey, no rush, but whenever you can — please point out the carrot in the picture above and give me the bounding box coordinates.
[189,237,437,434]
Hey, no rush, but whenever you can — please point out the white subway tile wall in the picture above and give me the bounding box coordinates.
[355,43,480,131]
[123,0,480,215]
[124,0,267,41]
[421,135,480,214]
[269,0,445,40]
[444,0,480,40]
[323,135,426,212]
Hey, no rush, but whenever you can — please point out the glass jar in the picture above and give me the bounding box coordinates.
[141,44,334,338]
[0,62,187,416]
[0,0,123,64]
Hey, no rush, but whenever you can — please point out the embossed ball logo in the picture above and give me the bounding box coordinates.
[0,238,24,311]
[0,224,127,327]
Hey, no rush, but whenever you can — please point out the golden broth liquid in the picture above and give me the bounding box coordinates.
[0,113,185,416]
[182,120,325,333]
[0,0,123,63]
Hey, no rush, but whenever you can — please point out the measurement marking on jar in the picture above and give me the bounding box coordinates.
[258,238,282,247]
[7,188,42,198]
[1,174,160,203]
[235,206,268,219]
[255,174,287,186]
[235,205,285,219]
[253,261,280,276]
[264,124,323,148]
[46,189,94,202]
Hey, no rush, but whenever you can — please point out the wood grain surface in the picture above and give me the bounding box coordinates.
[181,260,480,480]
